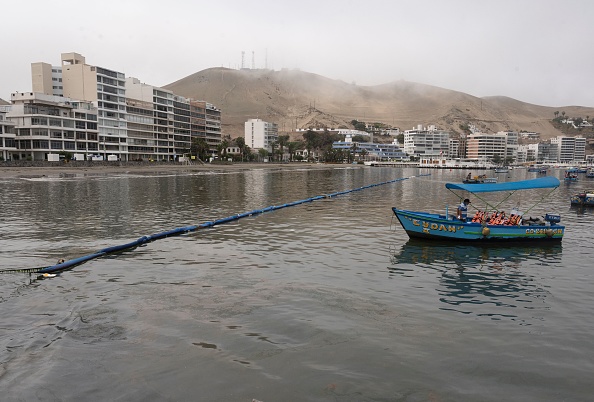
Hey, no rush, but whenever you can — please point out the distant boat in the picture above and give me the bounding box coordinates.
[586,168,594,178]
[570,190,594,206]
[528,165,548,173]
[463,174,497,184]
[564,170,578,181]
[494,166,509,173]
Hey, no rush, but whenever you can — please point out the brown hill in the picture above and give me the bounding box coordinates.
[164,68,594,140]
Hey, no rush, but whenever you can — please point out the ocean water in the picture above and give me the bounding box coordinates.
[1,166,593,401]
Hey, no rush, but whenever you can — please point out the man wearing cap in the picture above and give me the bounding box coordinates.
[457,198,471,221]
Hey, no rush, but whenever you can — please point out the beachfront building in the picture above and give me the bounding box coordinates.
[244,118,278,153]
[500,131,519,163]
[536,142,558,163]
[403,125,450,158]
[125,77,190,161]
[516,145,529,164]
[550,135,586,163]
[7,92,99,161]
[332,135,407,161]
[449,138,460,159]
[26,52,222,161]
[466,132,507,161]
[0,105,17,161]
[194,100,222,155]
[32,52,128,160]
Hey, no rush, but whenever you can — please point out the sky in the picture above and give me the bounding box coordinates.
[2,0,593,107]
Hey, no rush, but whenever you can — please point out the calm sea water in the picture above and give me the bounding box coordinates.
[1,166,593,401]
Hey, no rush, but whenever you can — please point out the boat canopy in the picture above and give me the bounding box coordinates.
[445,176,560,193]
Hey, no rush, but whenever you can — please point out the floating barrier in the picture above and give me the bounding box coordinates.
[4,174,428,275]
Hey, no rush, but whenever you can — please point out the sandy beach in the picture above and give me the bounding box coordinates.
[0,162,351,179]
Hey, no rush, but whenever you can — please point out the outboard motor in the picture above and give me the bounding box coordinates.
[544,213,561,226]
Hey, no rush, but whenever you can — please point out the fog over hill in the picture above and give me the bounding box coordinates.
[166,67,594,140]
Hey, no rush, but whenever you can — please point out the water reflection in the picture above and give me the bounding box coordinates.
[388,239,563,321]
[389,239,562,269]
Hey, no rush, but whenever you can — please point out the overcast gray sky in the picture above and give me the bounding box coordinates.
[3,0,593,107]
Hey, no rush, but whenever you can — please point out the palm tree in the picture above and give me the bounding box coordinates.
[216,139,229,160]
[277,135,289,162]
[269,141,278,162]
[258,148,268,162]
[190,137,209,162]
[554,111,559,118]
[235,136,246,161]
[287,142,298,162]
[302,130,317,161]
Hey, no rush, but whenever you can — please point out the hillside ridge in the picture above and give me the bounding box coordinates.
[162,67,594,139]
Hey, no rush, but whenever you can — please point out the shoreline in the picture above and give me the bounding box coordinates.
[0,161,356,179]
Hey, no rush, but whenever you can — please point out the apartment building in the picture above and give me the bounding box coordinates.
[466,132,507,160]
[403,125,450,157]
[21,52,222,161]
[550,135,586,162]
[7,92,98,161]
[0,105,17,160]
[193,100,222,155]
[244,118,278,152]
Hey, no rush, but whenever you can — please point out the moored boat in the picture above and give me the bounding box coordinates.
[494,166,509,173]
[570,190,594,206]
[462,174,497,184]
[564,170,578,181]
[392,176,564,242]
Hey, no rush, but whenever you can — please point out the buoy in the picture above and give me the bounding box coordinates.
[482,227,491,236]
[545,229,554,237]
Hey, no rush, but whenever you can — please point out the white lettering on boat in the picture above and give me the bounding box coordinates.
[412,219,462,233]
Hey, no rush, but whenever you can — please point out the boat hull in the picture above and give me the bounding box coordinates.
[570,192,594,206]
[392,208,564,242]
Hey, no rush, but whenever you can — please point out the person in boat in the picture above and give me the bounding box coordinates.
[466,172,472,180]
[457,198,471,221]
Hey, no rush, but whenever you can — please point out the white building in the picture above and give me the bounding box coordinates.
[7,92,99,161]
[244,118,278,152]
[32,52,129,160]
[403,125,450,157]
[25,52,221,161]
[499,131,519,163]
[0,105,17,160]
[550,136,586,163]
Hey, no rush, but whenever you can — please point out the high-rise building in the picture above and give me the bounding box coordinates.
[466,132,507,160]
[23,52,222,161]
[550,136,586,162]
[403,125,450,157]
[245,118,278,152]
[0,105,17,161]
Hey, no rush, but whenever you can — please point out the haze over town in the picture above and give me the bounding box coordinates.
[2,0,593,108]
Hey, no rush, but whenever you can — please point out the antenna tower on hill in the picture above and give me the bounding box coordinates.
[241,51,245,69]
[252,51,255,69]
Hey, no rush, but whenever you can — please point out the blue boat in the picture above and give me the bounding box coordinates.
[392,176,564,242]
[570,190,594,206]
[564,170,578,181]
